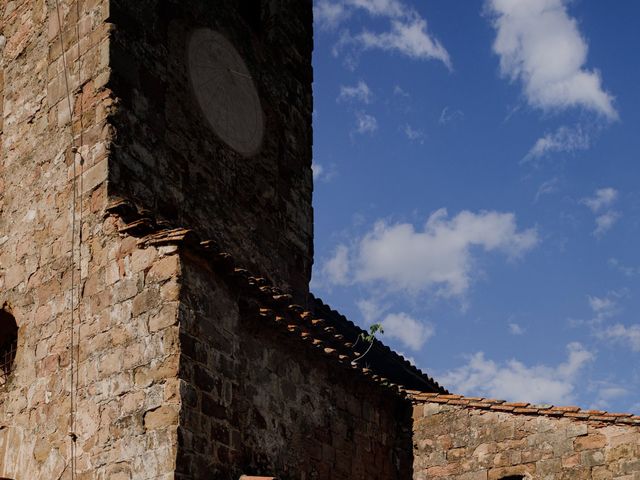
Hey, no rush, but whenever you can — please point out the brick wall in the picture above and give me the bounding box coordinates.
[413,400,640,480]
[0,1,182,477]
[176,254,414,479]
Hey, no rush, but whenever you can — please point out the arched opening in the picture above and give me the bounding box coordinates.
[0,308,18,386]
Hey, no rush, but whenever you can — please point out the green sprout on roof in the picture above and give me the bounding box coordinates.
[352,323,384,364]
[360,323,384,344]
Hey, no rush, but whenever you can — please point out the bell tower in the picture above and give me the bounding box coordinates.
[1,0,317,478]
[108,0,314,296]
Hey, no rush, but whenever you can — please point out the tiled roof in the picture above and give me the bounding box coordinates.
[409,392,640,426]
[106,199,446,397]
[311,296,446,393]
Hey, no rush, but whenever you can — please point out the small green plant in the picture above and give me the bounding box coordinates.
[360,323,384,343]
[352,323,384,364]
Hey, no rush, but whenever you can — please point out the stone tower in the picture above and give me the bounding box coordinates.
[0,1,426,479]
[1,0,315,477]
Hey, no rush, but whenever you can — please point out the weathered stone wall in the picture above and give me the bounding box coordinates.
[413,401,640,480]
[0,1,182,478]
[176,255,414,479]
[107,0,314,297]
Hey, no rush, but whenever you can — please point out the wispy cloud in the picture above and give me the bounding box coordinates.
[593,211,621,237]
[352,16,451,68]
[486,0,617,119]
[393,85,410,98]
[608,258,639,277]
[314,0,350,29]
[588,292,621,322]
[403,124,425,142]
[322,245,350,285]
[338,80,373,104]
[508,322,525,335]
[534,177,560,202]
[600,324,640,352]
[581,187,621,237]
[312,162,337,183]
[355,111,378,134]
[312,163,325,182]
[588,380,629,410]
[321,208,538,298]
[582,187,618,212]
[523,125,590,164]
[317,0,451,69]
[439,106,464,125]
[441,342,594,404]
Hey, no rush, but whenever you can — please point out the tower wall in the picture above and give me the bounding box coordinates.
[0,2,181,478]
[1,2,416,479]
[107,0,314,297]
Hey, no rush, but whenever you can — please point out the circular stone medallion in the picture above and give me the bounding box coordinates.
[188,28,264,156]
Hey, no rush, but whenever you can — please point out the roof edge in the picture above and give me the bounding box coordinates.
[409,392,640,426]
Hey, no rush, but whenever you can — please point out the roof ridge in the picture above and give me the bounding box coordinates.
[408,392,640,426]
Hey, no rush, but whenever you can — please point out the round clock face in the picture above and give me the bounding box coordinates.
[188,28,264,155]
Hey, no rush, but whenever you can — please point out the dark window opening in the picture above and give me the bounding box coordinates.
[0,308,18,386]
[500,476,525,480]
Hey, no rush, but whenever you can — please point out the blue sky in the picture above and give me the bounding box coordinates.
[310,0,640,413]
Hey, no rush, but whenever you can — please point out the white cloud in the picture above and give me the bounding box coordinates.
[441,342,594,404]
[508,322,525,335]
[355,111,378,134]
[356,299,434,351]
[381,312,434,351]
[320,0,451,68]
[582,187,618,213]
[486,0,617,118]
[338,81,373,104]
[322,209,538,297]
[581,188,620,237]
[523,125,590,163]
[403,124,424,142]
[600,324,640,352]
[322,245,350,285]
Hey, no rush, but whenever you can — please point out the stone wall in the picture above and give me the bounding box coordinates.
[0,1,182,477]
[413,400,640,480]
[176,254,414,479]
[107,0,314,297]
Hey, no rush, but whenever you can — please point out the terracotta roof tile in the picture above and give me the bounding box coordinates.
[410,393,639,427]
[513,407,539,415]
[490,405,516,412]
